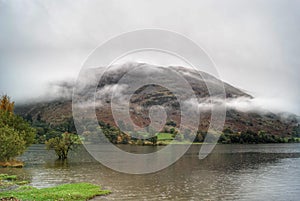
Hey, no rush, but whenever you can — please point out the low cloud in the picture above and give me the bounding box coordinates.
[47,80,75,100]
[184,96,299,117]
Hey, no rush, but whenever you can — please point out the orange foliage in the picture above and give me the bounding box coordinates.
[0,95,15,113]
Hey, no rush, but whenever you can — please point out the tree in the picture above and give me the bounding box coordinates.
[195,131,205,142]
[46,132,81,159]
[223,127,233,134]
[45,130,61,140]
[166,120,177,127]
[0,111,36,146]
[148,135,158,145]
[219,134,230,144]
[175,134,184,142]
[0,95,36,162]
[0,126,26,162]
[183,129,196,142]
[170,127,176,134]
[0,95,14,113]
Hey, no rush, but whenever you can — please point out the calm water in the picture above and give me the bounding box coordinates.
[1,144,300,200]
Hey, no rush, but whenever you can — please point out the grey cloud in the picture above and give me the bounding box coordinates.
[0,0,299,115]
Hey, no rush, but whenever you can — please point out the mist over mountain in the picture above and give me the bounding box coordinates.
[15,62,299,137]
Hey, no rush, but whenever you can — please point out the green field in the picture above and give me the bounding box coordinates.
[0,182,110,201]
[156,133,174,141]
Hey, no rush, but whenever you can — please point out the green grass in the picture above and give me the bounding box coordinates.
[0,174,17,181]
[0,182,111,201]
[294,137,300,141]
[0,174,15,180]
[129,132,175,140]
[0,174,29,190]
[156,133,174,141]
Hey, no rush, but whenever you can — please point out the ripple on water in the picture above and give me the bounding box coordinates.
[1,144,300,200]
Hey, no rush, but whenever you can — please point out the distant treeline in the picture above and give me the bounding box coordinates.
[24,115,300,144]
[24,114,77,143]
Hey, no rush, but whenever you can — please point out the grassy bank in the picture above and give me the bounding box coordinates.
[0,182,110,201]
[0,174,29,190]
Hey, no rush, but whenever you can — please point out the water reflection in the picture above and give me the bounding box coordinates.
[1,144,299,200]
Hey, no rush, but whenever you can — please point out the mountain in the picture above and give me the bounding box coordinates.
[15,62,299,139]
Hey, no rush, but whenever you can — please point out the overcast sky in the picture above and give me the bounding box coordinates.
[0,0,299,115]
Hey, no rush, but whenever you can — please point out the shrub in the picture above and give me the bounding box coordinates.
[0,95,36,162]
[46,132,81,159]
[0,125,26,161]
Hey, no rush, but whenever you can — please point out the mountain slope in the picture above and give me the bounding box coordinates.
[15,62,299,137]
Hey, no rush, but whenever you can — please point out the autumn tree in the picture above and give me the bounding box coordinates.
[0,95,36,162]
[0,95,14,113]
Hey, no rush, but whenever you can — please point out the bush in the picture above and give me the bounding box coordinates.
[46,132,81,159]
[0,126,26,161]
[0,109,36,162]
[0,111,36,147]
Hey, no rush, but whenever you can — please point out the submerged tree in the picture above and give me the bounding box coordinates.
[46,132,81,159]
